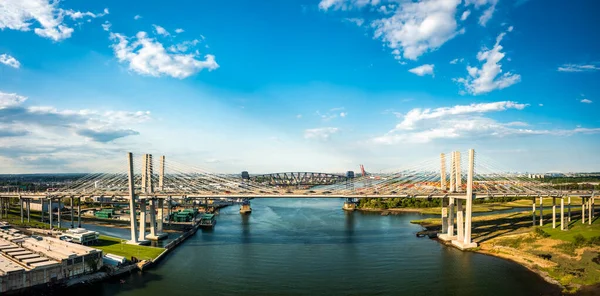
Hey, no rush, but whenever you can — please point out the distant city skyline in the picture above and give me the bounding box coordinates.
[0,0,599,174]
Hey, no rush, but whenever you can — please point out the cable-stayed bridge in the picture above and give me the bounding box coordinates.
[0,149,595,250]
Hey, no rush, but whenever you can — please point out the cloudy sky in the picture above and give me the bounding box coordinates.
[0,0,599,174]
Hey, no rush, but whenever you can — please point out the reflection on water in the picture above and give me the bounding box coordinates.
[62,199,559,296]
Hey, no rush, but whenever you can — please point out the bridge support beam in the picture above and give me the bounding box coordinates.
[439,197,456,241]
[27,199,30,223]
[40,199,44,223]
[552,197,556,229]
[456,199,464,242]
[158,199,164,234]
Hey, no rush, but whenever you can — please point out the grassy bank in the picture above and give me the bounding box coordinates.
[411,206,600,293]
[95,235,164,261]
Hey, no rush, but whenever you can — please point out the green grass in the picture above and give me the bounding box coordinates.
[95,235,164,261]
[540,216,600,242]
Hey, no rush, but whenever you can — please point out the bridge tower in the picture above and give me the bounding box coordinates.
[126,152,140,245]
[451,149,477,250]
[239,171,252,214]
[145,154,168,241]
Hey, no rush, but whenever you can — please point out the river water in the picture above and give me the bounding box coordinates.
[66,198,560,296]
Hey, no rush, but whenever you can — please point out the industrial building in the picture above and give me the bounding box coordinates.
[0,228,103,293]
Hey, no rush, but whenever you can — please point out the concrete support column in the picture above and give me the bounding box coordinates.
[589,197,593,225]
[582,197,586,224]
[158,199,164,233]
[448,197,454,236]
[539,196,543,226]
[149,199,156,237]
[57,198,61,229]
[49,199,53,230]
[70,197,74,228]
[532,197,536,226]
[27,199,30,223]
[139,199,146,241]
[20,197,24,223]
[457,199,464,242]
[568,196,571,222]
[0,198,3,219]
[441,197,448,233]
[561,198,565,231]
[127,152,138,244]
[168,196,172,226]
[77,197,81,228]
[463,149,474,245]
[40,199,44,223]
[552,197,556,229]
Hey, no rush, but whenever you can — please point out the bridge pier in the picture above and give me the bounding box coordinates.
[26,199,30,223]
[70,197,74,228]
[552,197,556,229]
[589,197,592,225]
[77,197,81,228]
[561,197,565,231]
[539,196,543,226]
[568,196,571,222]
[451,149,477,250]
[146,198,167,241]
[582,197,586,224]
[441,197,448,234]
[49,198,53,230]
[40,199,44,223]
[456,199,464,242]
[532,197,536,226]
[20,197,23,223]
[240,199,252,214]
[342,198,358,211]
[57,198,61,229]
[139,199,147,241]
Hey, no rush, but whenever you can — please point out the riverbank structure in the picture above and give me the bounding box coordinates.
[0,227,103,293]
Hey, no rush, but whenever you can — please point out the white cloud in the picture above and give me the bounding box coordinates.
[539,103,543,107]
[340,112,347,117]
[175,28,185,34]
[449,58,463,64]
[581,99,592,104]
[153,25,170,36]
[392,101,527,131]
[101,21,111,32]
[344,18,365,26]
[168,39,200,53]
[0,92,28,108]
[134,15,142,20]
[460,10,471,21]
[0,0,108,41]
[408,64,434,76]
[318,0,379,11]
[304,127,339,141]
[557,64,600,72]
[372,0,462,60]
[372,101,600,144]
[465,0,497,27]
[109,31,219,79]
[0,54,20,69]
[455,31,521,95]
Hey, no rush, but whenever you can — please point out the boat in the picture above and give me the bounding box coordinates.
[199,213,216,228]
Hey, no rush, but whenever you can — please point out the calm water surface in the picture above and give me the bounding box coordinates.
[66,198,559,296]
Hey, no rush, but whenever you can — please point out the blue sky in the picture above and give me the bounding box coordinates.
[0,0,599,174]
